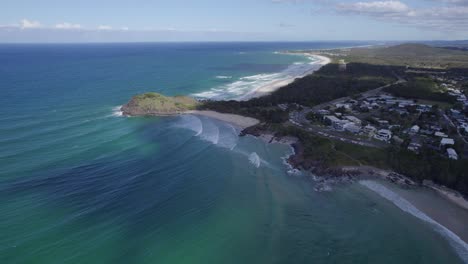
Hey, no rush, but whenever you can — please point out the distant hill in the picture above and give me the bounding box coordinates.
[341,43,468,69]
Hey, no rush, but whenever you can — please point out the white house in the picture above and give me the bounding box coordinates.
[324,116,349,131]
[434,132,448,138]
[374,129,392,142]
[447,148,458,160]
[440,138,455,148]
[362,125,377,136]
[343,115,362,125]
[344,123,361,134]
[410,125,420,134]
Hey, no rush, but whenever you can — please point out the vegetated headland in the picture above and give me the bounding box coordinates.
[123,43,468,207]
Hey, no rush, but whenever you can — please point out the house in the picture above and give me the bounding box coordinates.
[362,125,377,136]
[333,120,350,131]
[408,142,422,153]
[343,115,362,125]
[440,138,455,148]
[335,103,351,110]
[374,129,392,142]
[317,109,331,116]
[344,123,361,134]
[377,120,390,127]
[324,116,349,131]
[447,148,458,160]
[434,132,448,138]
[410,125,420,134]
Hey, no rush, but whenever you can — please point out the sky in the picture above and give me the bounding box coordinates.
[0,0,467,42]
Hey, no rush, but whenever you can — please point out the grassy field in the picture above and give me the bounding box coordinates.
[332,44,468,69]
[122,92,200,115]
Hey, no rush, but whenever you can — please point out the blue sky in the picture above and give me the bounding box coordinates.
[1,0,467,42]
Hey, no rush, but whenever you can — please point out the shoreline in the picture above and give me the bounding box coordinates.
[240,54,331,100]
[240,128,468,246]
[187,110,260,129]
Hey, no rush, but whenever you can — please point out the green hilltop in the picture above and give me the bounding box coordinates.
[121,92,200,116]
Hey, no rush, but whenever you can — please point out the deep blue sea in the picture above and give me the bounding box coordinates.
[0,42,466,263]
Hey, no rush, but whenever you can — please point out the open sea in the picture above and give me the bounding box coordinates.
[0,42,467,263]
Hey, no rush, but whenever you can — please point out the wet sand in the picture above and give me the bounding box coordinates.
[188,110,260,129]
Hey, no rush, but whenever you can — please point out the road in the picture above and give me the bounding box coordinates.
[289,111,387,148]
[287,74,407,148]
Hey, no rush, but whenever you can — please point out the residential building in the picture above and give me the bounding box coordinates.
[447,148,458,160]
[363,125,377,136]
[440,138,455,148]
[343,115,362,125]
[374,129,392,142]
[344,123,361,134]
[410,125,420,134]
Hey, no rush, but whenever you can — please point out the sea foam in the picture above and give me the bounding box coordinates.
[360,180,468,262]
[111,106,123,117]
[249,152,261,168]
[193,54,320,101]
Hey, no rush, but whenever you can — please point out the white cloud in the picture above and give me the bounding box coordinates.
[20,19,42,29]
[337,1,468,31]
[55,22,82,29]
[97,25,112,30]
[431,0,468,6]
[337,1,409,14]
[121,26,129,31]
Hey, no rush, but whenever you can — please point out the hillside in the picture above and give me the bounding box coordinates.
[121,92,200,116]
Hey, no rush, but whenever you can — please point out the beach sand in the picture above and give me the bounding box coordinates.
[240,54,331,100]
[188,110,260,129]
[381,181,468,245]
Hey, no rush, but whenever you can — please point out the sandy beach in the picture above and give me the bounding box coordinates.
[240,54,331,100]
[188,110,260,129]
[316,165,468,246]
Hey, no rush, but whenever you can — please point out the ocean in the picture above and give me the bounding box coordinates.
[0,42,466,263]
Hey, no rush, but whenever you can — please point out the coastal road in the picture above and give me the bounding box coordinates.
[287,75,407,148]
[289,111,386,148]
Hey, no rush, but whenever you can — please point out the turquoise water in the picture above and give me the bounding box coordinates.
[0,42,465,263]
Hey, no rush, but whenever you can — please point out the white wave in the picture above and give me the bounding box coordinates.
[215,75,232,79]
[281,145,302,175]
[360,180,468,262]
[192,54,321,101]
[110,106,123,117]
[217,124,239,150]
[199,118,220,145]
[249,152,261,168]
[173,115,203,136]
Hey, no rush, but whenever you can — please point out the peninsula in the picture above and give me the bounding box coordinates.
[121,92,259,128]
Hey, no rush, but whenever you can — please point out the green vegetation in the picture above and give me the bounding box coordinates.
[203,62,397,122]
[122,92,199,116]
[334,43,468,69]
[384,76,456,104]
[271,125,468,194]
[205,43,468,194]
[386,147,468,195]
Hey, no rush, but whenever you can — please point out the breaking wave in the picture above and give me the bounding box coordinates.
[249,152,261,168]
[173,115,238,149]
[193,54,319,100]
[110,106,123,117]
[215,75,232,79]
